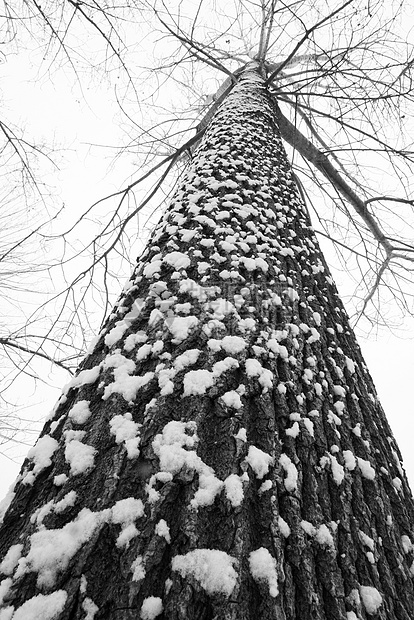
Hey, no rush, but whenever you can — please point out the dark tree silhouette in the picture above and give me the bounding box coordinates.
[0,64,413,620]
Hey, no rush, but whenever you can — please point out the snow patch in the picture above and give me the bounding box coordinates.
[223,474,244,507]
[249,548,278,597]
[357,457,375,480]
[103,353,154,402]
[393,477,402,491]
[360,585,382,614]
[238,318,256,332]
[258,480,272,494]
[267,341,288,359]
[220,390,243,410]
[235,428,247,442]
[183,358,239,397]
[0,544,24,576]
[401,534,413,554]
[315,524,335,550]
[278,516,291,537]
[191,473,223,508]
[240,257,268,272]
[208,298,237,319]
[172,549,237,597]
[143,259,162,278]
[151,420,218,508]
[22,435,59,485]
[104,323,129,348]
[112,498,145,548]
[312,311,322,326]
[140,597,163,620]
[155,519,171,543]
[328,454,345,485]
[342,450,356,471]
[11,590,68,620]
[33,491,78,527]
[82,597,99,620]
[245,359,273,392]
[68,400,92,425]
[53,474,68,487]
[183,369,214,396]
[301,520,316,536]
[0,579,12,608]
[64,433,96,476]
[15,509,106,587]
[359,531,375,551]
[179,228,197,242]
[302,418,314,437]
[285,422,300,438]
[345,356,356,374]
[245,446,273,479]
[333,385,346,397]
[221,335,246,354]
[163,251,191,270]
[109,413,140,459]
[131,555,146,582]
[136,344,152,361]
[279,454,298,491]
[152,421,198,475]
[174,349,201,371]
[63,365,101,396]
[167,316,199,343]
[124,331,148,353]
[179,279,215,302]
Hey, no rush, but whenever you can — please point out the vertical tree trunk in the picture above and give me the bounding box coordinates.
[1,67,413,620]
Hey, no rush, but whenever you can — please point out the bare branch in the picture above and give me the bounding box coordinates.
[274,100,394,255]
[265,0,355,85]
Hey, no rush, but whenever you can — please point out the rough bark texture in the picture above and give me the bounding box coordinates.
[1,67,414,620]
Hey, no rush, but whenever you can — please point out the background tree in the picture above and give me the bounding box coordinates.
[0,1,414,618]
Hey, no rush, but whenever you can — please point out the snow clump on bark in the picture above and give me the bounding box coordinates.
[248,547,279,597]
[172,549,238,596]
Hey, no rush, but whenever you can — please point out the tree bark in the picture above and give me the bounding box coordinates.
[1,66,414,620]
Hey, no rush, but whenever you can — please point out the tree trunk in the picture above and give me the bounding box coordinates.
[1,66,414,620]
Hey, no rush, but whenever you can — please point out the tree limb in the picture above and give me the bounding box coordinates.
[273,100,394,255]
[0,339,74,374]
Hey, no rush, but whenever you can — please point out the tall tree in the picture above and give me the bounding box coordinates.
[0,63,413,619]
[1,0,414,458]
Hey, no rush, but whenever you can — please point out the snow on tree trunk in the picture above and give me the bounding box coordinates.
[1,67,414,620]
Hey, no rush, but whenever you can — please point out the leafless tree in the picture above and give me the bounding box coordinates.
[0,2,414,618]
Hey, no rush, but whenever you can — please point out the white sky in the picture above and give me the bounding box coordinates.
[0,10,414,499]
